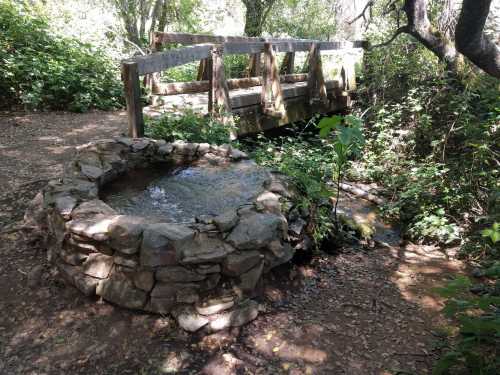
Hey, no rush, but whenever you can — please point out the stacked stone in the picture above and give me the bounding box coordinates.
[28,137,311,332]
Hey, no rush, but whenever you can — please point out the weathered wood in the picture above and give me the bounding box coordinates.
[153,32,367,50]
[208,45,231,118]
[231,80,339,109]
[281,52,295,75]
[307,43,328,106]
[122,62,144,138]
[248,53,262,77]
[261,43,285,118]
[152,74,309,96]
[196,58,210,81]
[130,44,213,75]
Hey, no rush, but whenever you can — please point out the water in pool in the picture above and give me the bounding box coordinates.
[101,160,270,223]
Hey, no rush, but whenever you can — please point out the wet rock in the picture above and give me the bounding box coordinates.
[213,211,239,232]
[149,296,177,314]
[108,215,145,255]
[208,300,259,331]
[173,305,209,332]
[131,139,150,152]
[177,234,234,264]
[222,251,262,276]
[82,253,114,279]
[227,213,284,250]
[196,295,235,315]
[141,223,195,267]
[156,266,207,282]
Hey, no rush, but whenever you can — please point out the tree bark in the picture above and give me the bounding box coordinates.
[455,0,500,78]
[402,0,459,71]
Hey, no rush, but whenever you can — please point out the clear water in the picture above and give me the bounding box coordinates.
[101,160,270,223]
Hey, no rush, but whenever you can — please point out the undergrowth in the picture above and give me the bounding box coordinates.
[0,0,123,112]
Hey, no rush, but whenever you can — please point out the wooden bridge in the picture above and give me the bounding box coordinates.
[121,32,367,138]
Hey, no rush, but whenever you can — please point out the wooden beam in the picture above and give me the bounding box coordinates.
[307,43,328,106]
[128,44,213,75]
[261,43,286,118]
[196,58,210,81]
[122,62,144,138]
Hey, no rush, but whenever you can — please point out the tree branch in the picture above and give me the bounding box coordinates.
[347,1,374,25]
[455,0,500,78]
[368,26,409,49]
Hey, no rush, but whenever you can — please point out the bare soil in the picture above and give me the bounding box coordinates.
[0,111,464,374]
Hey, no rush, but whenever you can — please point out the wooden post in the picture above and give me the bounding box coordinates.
[208,45,232,122]
[307,43,328,106]
[280,52,295,75]
[122,61,144,138]
[261,43,285,118]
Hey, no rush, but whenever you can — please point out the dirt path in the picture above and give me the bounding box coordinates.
[0,111,464,374]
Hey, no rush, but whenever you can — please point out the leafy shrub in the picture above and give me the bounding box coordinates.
[354,35,499,247]
[434,273,500,375]
[0,1,123,111]
[145,109,234,145]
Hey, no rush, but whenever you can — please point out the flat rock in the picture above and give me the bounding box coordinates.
[141,223,195,267]
[177,233,234,264]
[67,216,116,241]
[222,251,262,276]
[173,305,209,332]
[196,264,221,274]
[71,200,117,219]
[156,266,206,283]
[133,271,154,292]
[96,276,147,309]
[213,211,239,232]
[195,295,235,316]
[82,253,114,279]
[109,215,146,254]
[227,213,284,250]
[208,300,259,331]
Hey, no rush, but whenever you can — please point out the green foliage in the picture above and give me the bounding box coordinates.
[161,62,198,83]
[249,129,337,245]
[145,109,234,145]
[482,223,500,245]
[265,0,337,40]
[224,54,250,79]
[317,115,365,228]
[355,34,499,247]
[0,1,123,111]
[434,274,500,375]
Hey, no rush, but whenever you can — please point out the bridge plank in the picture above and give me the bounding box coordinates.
[128,44,213,75]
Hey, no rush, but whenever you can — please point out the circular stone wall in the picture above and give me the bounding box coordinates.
[29,138,312,331]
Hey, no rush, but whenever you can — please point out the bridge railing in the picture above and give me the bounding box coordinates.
[122,32,367,137]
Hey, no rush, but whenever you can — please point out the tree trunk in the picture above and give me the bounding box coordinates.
[243,1,265,37]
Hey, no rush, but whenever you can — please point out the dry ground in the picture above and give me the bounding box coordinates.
[0,111,464,374]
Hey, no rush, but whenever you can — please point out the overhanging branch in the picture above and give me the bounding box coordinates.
[368,26,409,49]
